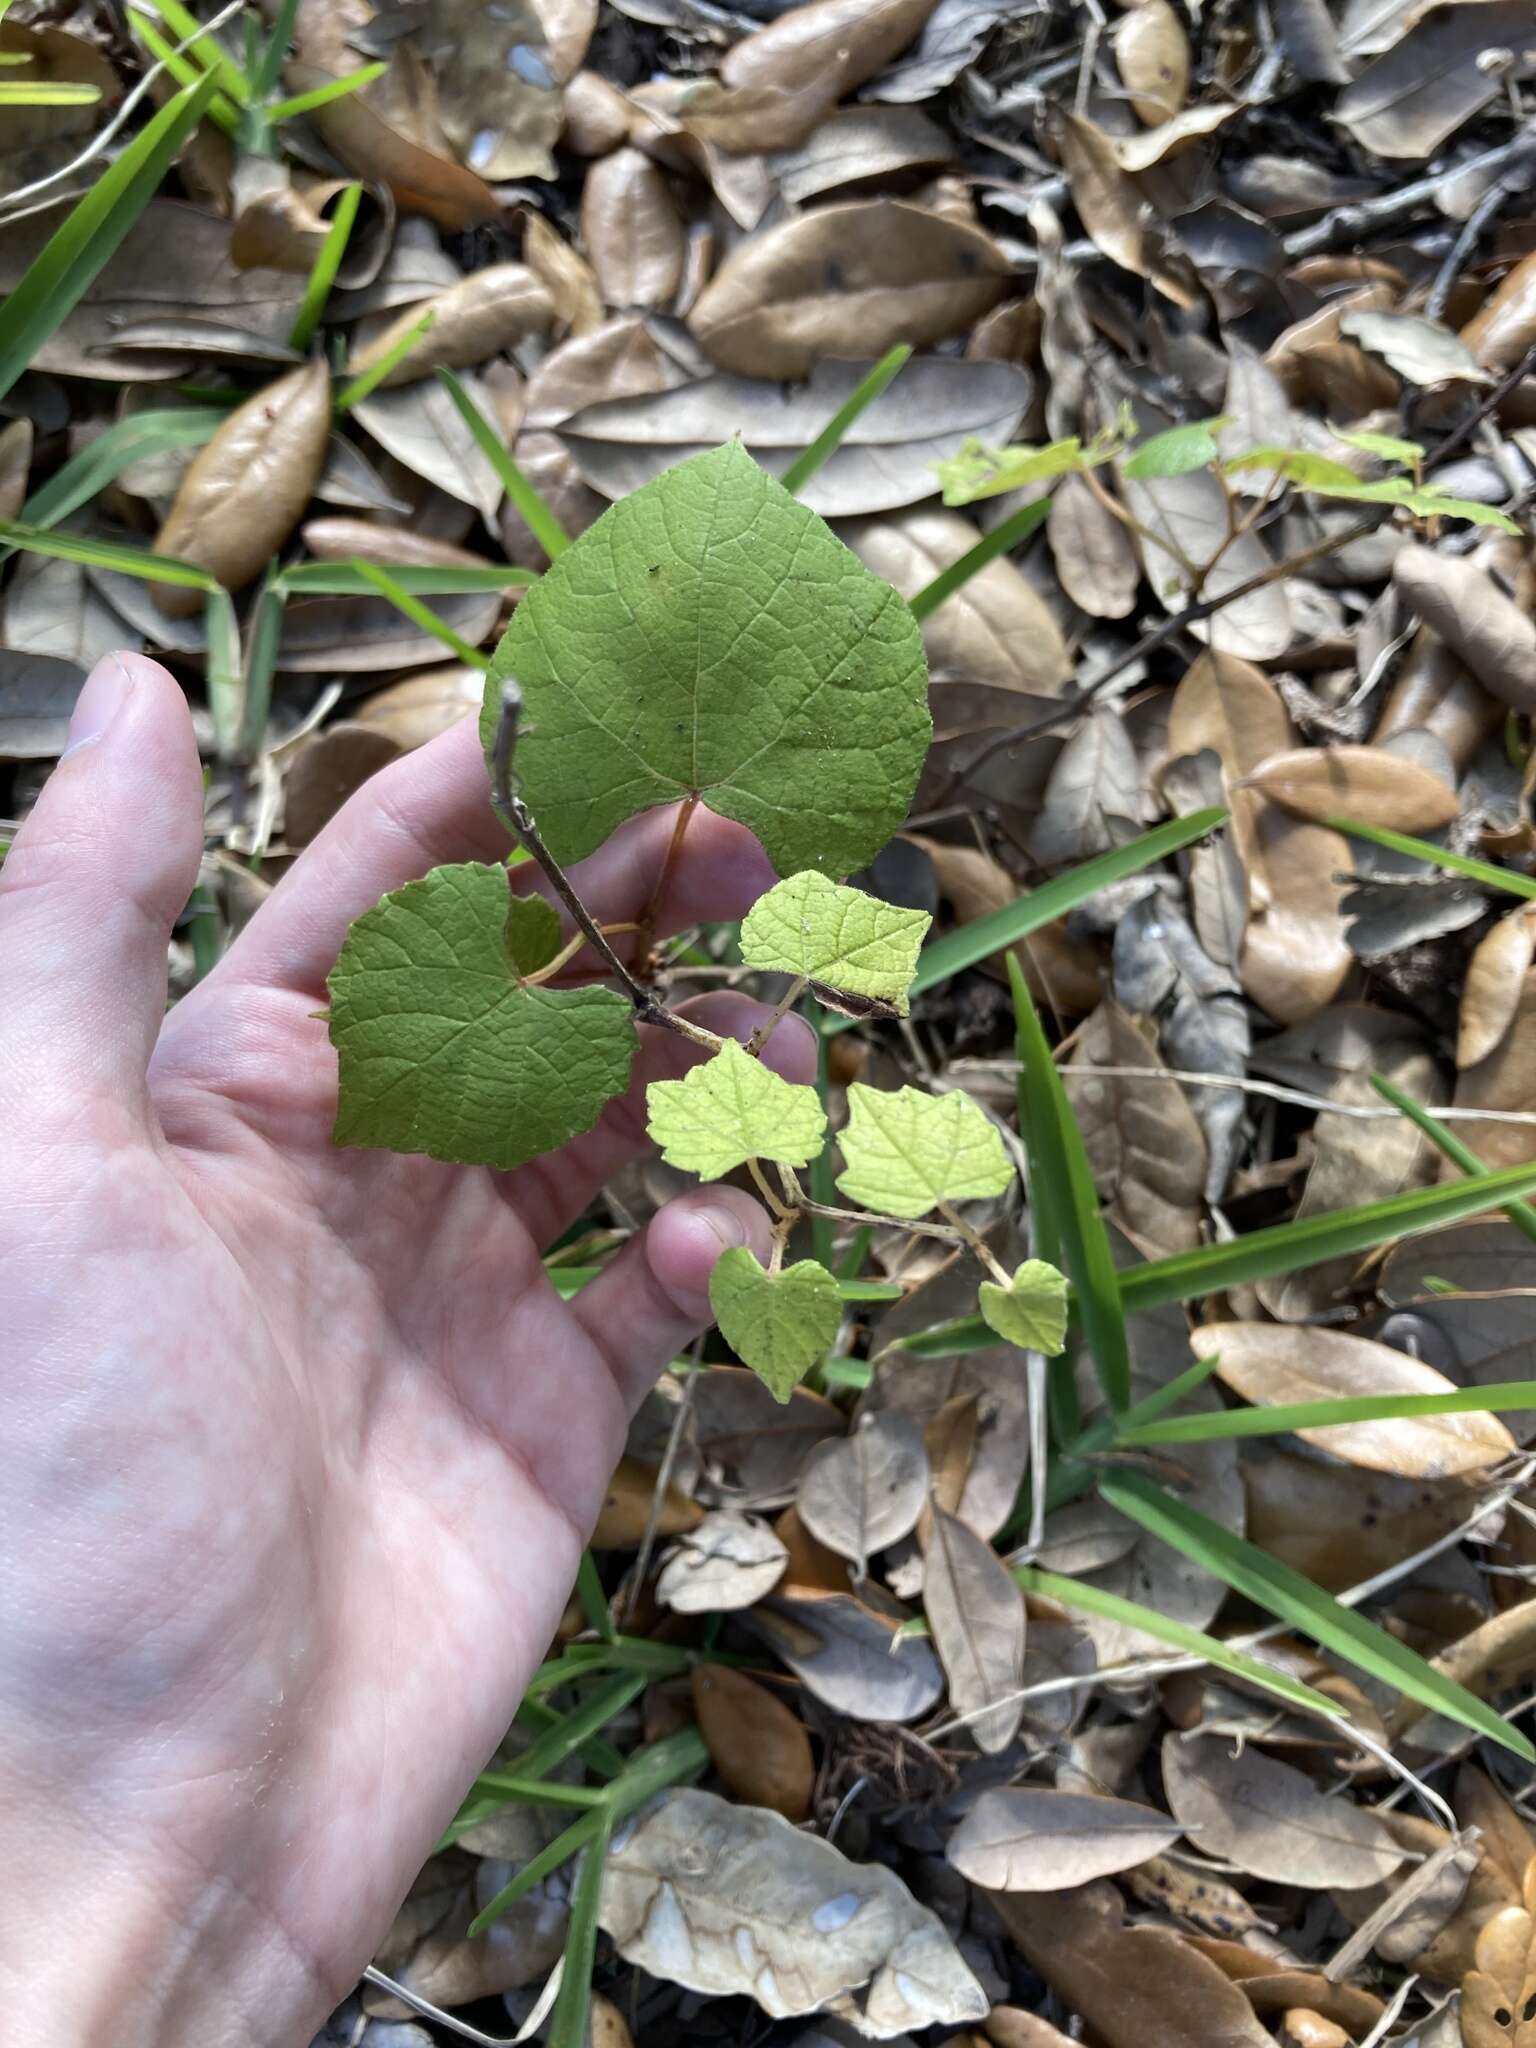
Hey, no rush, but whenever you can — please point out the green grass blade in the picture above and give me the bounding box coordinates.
[462,1775,607,1809]
[908,494,1054,623]
[126,9,241,132]
[238,566,285,764]
[1099,1470,1536,1760]
[468,1811,601,1931]
[1116,1381,1536,1446]
[348,559,491,668]
[1012,1564,1344,1720]
[575,1550,615,1644]
[908,810,1228,998]
[1370,1070,1536,1247]
[253,0,302,96]
[779,345,911,498]
[0,72,220,404]
[204,587,243,760]
[435,366,570,558]
[499,1671,646,1788]
[333,308,435,411]
[1009,956,1131,1411]
[1329,816,1536,903]
[0,79,100,104]
[10,406,224,544]
[549,1810,612,2048]
[1112,1352,1225,1433]
[267,61,387,123]
[132,0,250,100]
[278,560,530,595]
[515,1697,625,1780]
[0,519,217,591]
[287,182,361,351]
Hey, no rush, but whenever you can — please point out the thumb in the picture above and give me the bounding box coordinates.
[0,654,204,1116]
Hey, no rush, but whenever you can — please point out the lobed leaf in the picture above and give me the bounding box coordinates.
[835,1082,1012,1219]
[978,1258,1070,1354]
[710,1248,842,1402]
[646,1038,827,1179]
[328,863,636,1169]
[739,870,930,1011]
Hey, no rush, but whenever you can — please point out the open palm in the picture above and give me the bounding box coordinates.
[0,654,809,2045]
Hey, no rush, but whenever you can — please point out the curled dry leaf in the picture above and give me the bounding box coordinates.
[520,210,603,336]
[796,1410,929,1568]
[1462,252,1536,372]
[1244,743,1460,832]
[1114,0,1190,123]
[716,0,939,151]
[751,1591,944,1722]
[948,1786,1180,1889]
[600,1787,987,2037]
[772,103,953,204]
[348,265,554,387]
[1190,1322,1515,1477]
[1161,1734,1406,1888]
[1461,912,1536,1068]
[348,666,487,751]
[991,1881,1274,2048]
[153,358,331,615]
[921,1504,1026,1752]
[562,70,633,157]
[1182,1943,1387,2038]
[689,1665,815,1822]
[286,65,501,228]
[688,201,1010,379]
[1461,1862,1536,2048]
[299,518,502,572]
[861,1350,1031,1543]
[1392,544,1536,716]
[580,147,688,311]
[523,312,693,431]
[1451,968,1536,1174]
[656,1508,787,1612]
[844,508,1068,692]
[561,356,1031,518]
[1054,113,1198,306]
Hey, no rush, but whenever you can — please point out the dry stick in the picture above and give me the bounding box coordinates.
[630,792,697,977]
[621,1343,701,1628]
[491,681,722,1053]
[744,975,808,1058]
[1425,177,1515,326]
[1284,123,1536,259]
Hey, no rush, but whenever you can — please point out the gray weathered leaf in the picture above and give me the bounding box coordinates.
[1339,310,1491,387]
[1124,465,1291,660]
[861,1349,1029,1541]
[923,1505,1026,1753]
[797,1412,929,1570]
[1028,709,1146,865]
[656,1509,787,1613]
[353,369,504,519]
[0,651,89,757]
[750,1591,944,1722]
[948,1787,1180,1890]
[692,1367,845,1509]
[12,553,143,667]
[1161,1734,1407,1887]
[1335,0,1536,157]
[600,1787,988,2038]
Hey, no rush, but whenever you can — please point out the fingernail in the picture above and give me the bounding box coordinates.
[63,654,135,758]
[697,1201,750,1252]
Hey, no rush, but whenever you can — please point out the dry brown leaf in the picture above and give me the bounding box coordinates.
[1047,470,1139,619]
[520,210,603,336]
[1463,253,1536,373]
[1275,2016,1349,2048]
[1161,1734,1407,1887]
[688,200,1009,379]
[797,1409,929,1568]
[1124,465,1291,659]
[773,1504,850,1593]
[861,1349,1031,1542]
[1114,0,1190,122]
[523,313,691,430]
[1374,627,1503,770]
[1333,1809,1517,1985]
[991,1882,1274,2048]
[1244,1447,1472,1592]
[600,1787,986,2035]
[1110,101,1238,170]
[0,652,88,759]
[1054,113,1197,306]
[948,1786,1179,1889]
[693,1367,845,1509]
[1460,912,1536,1068]
[1070,1003,1206,1256]
[772,103,953,204]
[1451,967,1536,1173]
[657,1509,786,1612]
[0,21,119,200]
[843,508,1069,693]
[588,1993,633,2048]
[152,358,330,615]
[984,2010,1077,2048]
[1121,1854,1262,1937]
[580,148,687,311]
[1459,1764,1536,1898]
[591,1453,701,1549]
[299,518,501,573]
[499,429,608,570]
[752,1589,944,1721]
[1335,0,1536,158]
[230,177,350,274]
[562,69,632,157]
[690,1665,815,1822]
[429,0,566,180]
[1244,742,1460,832]
[1265,285,1401,418]
[1181,1944,1388,2037]
[0,416,31,525]
[288,64,501,227]
[348,665,485,750]
[1462,1864,1536,2048]
[284,723,403,845]
[907,837,1103,1013]
[1168,652,1351,1022]
[1190,1322,1515,1477]
[924,1392,979,1517]
[348,264,553,387]
[703,0,938,151]
[922,1505,1026,1752]
[1392,544,1536,716]
[1392,1602,1536,1745]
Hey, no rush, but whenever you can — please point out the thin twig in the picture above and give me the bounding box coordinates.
[745,975,808,1058]
[621,1351,700,1627]
[1284,124,1536,259]
[1425,179,1511,326]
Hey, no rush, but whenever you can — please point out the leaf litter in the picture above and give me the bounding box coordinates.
[12,0,1536,2040]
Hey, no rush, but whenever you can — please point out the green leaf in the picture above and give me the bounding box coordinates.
[739,870,930,1011]
[327,863,636,1169]
[646,1038,827,1179]
[709,1248,842,1402]
[936,424,1130,504]
[1008,958,1132,1411]
[978,1258,1069,1354]
[484,442,930,878]
[1011,1566,1344,1721]
[549,1810,611,2048]
[1099,1471,1536,1761]
[503,892,562,974]
[1329,816,1536,901]
[267,60,386,122]
[780,344,911,498]
[1333,428,1423,465]
[1122,417,1229,479]
[0,72,220,406]
[835,1082,1012,1219]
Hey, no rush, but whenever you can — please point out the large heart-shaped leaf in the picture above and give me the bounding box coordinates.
[483,441,930,878]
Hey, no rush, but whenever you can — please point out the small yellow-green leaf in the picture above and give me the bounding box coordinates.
[1332,428,1423,465]
[977,1259,1069,1354]
[504,893,562,975]
[328,863,636,1169]
[739,870,930,1012]
[836,1083,1012,1220]
[646,1038,827,1180]
[710,1249,841,1402]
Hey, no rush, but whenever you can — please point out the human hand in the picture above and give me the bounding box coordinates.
[0,654,813,2045]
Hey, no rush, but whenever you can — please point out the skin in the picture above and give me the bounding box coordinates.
[0,653,813,2046]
